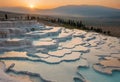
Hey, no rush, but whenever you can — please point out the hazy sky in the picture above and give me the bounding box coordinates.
[0,0,120,9]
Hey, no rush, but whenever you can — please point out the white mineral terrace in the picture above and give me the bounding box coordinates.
[0,21,120,82]
[0,21,44,38]
[0,61,32,82]
[0,21,41,28]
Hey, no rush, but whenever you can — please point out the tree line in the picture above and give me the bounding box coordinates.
[42,17,111,35]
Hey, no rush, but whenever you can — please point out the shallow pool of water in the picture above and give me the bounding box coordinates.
[78,66,120,82]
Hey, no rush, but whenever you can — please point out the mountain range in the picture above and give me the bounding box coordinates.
[0,5,120,17]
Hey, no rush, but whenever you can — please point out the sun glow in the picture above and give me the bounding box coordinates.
[29,4,35,9]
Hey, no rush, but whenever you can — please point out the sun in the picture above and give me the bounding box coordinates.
[29,4,35,9]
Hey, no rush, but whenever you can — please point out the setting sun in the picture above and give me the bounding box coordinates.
[29,4,34,9]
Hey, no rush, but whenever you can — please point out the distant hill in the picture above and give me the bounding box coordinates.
[0,7,33,14]
[47,5,120,17]
[0,5,120,17]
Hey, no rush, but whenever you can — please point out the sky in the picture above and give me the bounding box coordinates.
[0,0,120,9]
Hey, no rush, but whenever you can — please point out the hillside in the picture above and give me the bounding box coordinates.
[48,5,120,17]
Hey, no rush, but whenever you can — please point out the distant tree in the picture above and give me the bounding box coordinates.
[31,16,36,20]
[103,31,106,34]
[107,31,110,35]
[27,15,30,20]
[5,14,8,20]
[90,27,94,30]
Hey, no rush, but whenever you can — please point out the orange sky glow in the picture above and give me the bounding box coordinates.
[0,0,120,9]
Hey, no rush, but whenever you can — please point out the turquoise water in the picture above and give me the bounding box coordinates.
[78,67,120,82]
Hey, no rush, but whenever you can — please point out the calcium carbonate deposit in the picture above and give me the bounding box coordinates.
[0,21,120,82]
